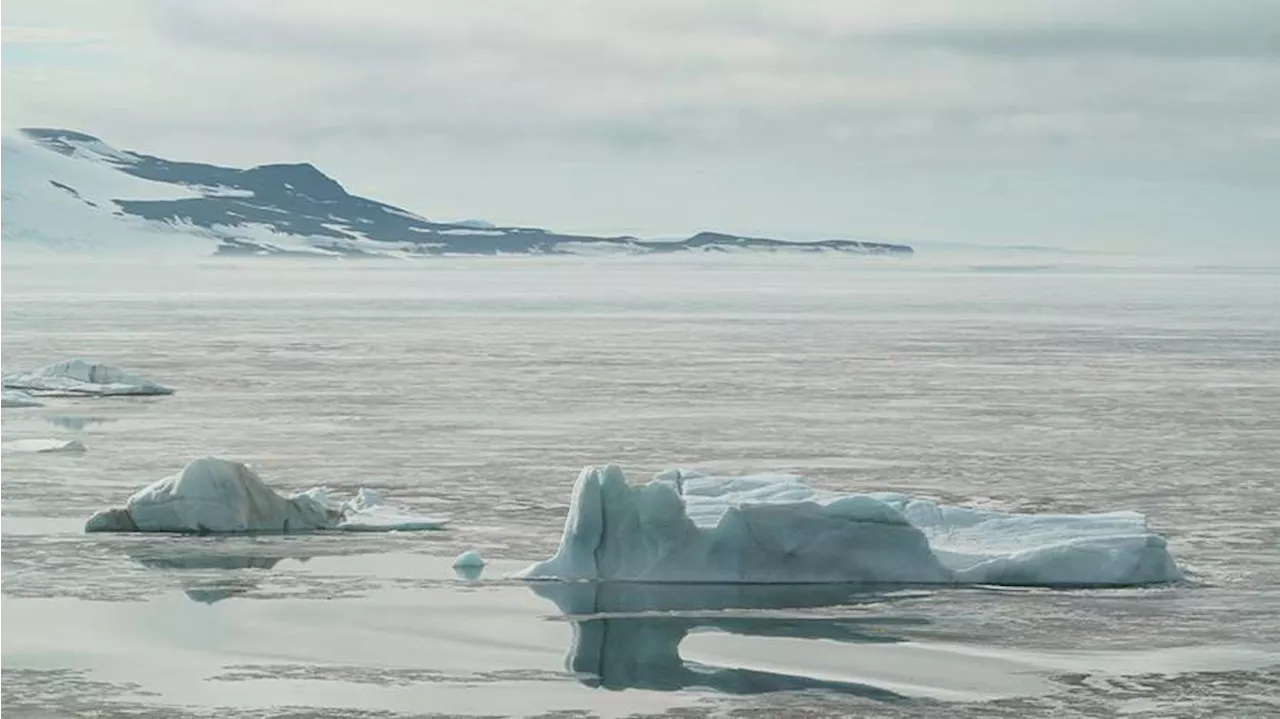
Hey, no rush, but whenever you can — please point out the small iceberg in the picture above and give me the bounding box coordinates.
[515,466,1182,588]
[452,550,486,579]
[6,438,87,454]
[85,457,448,534]
[452,550,486,568]
[2,389,43,407]
[3,359,173,396]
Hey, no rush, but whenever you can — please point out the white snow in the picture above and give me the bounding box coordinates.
[200,186,255,198]
[555,241,643,256]
[452,550,486,568]
[438,228,509,236]
[215,222,413,259]
[58,136,141,166]
[84,457,448,534]
[1,390,43,407]
[380,205,430,222]
[1,135,217,256]
[6,438,87,454]
[3,359,174,396]
[515,466,1183,587]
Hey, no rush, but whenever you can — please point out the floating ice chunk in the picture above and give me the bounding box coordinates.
[515,465,949,584]
[1,389,43,407]
[516,466,1182,587]
[7,438,87,454]
[453,550,486,568]
[3,359,173,396]
[85,457,447,534]
[334,487,450,532]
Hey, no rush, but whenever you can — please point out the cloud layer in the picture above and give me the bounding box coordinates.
[4,0,1278,251]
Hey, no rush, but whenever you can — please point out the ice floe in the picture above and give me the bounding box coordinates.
[6,438,87,453]
[3,359,173,396]
[1,389,43,407]
[515,466,1182,588]
[85,457,448,534]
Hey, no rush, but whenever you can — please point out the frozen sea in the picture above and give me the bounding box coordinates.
[3,251,1279,718]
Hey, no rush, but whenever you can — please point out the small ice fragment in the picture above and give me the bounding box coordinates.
[453,550,486,568]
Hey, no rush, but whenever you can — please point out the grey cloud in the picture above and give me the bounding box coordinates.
[877,21,1280,59]
[4,0,1277,250]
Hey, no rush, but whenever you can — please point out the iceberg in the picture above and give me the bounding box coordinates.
[515,466,1182,588]
[1,389,43,407]
[6,438,87,454]
[85,457,448,534]
[452,550,486,568]
[2,359,173,396]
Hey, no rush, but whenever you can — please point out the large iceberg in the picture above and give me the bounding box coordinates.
[85,457,447,534]
[515,466,1182,587]
[3,359,174,396]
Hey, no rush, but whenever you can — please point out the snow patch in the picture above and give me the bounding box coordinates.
[381,205,430,222]
[200,186,255,198]
[515,466,1182,587]
[61,136,141,166]
[2,135,217,256]
[438,228,509,236]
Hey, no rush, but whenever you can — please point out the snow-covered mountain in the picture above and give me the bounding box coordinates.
[2,128,913,258]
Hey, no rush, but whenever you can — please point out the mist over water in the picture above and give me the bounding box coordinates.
[3,252,1279,716]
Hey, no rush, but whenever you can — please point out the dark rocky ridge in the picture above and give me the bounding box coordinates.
[21,128,913,257]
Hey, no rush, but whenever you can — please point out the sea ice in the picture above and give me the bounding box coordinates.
[85,457,448,533]
[6,438,87,453]
[1,389,43,407]
[515,466,1182,588]
[3,359,173,396]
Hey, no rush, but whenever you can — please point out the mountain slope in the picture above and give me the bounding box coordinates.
[1,133,220,257]
[6,128,913,258]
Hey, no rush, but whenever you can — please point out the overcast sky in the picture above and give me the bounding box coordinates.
[4,0,1278,255]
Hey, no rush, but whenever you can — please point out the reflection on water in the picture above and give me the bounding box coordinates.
[125,546,313,604]
[531,581,931,698]
[45,416,116,431]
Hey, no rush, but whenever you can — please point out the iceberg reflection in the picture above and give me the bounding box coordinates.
[531,581,930,698]
[125,545,312,604]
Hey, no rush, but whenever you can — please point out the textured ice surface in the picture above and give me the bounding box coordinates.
[3,359,173,396]
[1,389,43,407]
[6,438,87,454]
[515,466,949,584]
[870,492,1183,586]
[516,466,1182,587]
[85,457,447,533]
